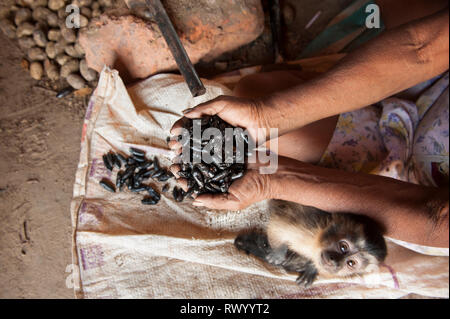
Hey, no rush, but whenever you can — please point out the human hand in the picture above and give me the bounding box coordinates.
[169,95,270,150]
[170,163,273,211]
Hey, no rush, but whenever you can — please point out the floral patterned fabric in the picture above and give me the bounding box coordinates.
[319,106,388,174]
[320,72,449,187]
[319,72,449,255]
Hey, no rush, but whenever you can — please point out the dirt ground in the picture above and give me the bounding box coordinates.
[0,30,85,298]
[0,0,350,299]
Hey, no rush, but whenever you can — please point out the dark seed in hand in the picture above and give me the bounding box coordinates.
[158,173,171,182]
[116,153,126,164]
[152,170,164,179]
[130,147,146,157]
[142,196,158,205]
[131,186,147,193]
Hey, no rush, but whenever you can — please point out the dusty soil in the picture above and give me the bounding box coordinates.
[0,31,85,298]
[0,0,349,298]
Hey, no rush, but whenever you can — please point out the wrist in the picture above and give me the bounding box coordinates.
[264,167,313,203]
[249,97,272,130]
[264,172,283,201]
[258,95,281,131]
[260,90,309,137]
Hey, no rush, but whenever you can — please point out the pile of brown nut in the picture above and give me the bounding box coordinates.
[0,0,117,90]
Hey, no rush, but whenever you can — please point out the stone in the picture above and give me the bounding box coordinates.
[66,73,86,89]
[99,0,113,7]
[30,61,44,80]
[0,19,17,39]
[33,29,48,47]
[60,59,79,77]
[47,29,61,41]
[45,41,57,58]
[28,47,47,60]
[65,44,83,58]
[48,0,65,11]
[80,0,264,81]
[44,59,59,81]
[80,0,93,6]
[91,9,101,18]
[16,21,34,37]
[55,40,67,53]
[0,7,11,20]
[35,21,48,32]
[14,8,31,26]
[89,79,98,88]
[56,53,70,66]
[60,25,77,43]
[81,7,92,18]
[24,0,48,8]
[91,2,100,10]
[80,59,96,81]
[79,15,89,28]
[74,42,84,55]
[47,12,59,27]
[18,36,36,49]
[32,7,52,22]
[57,7,67,19]
[9,5,20,13]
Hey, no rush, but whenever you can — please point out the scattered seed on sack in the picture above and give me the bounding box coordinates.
[97,147,173,205]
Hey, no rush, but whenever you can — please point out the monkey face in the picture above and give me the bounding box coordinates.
[319,239,374,276]
[318,215,386,277]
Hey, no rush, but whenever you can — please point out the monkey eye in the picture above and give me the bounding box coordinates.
[347,259,356,268]
[339,241,349,254]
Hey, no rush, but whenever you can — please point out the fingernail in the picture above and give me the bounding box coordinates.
[192,201,204,207]
[182,108,194,114]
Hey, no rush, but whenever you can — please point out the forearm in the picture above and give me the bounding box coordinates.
[261,9,449,134]
[268,161,449,247]
[377,0,449,29]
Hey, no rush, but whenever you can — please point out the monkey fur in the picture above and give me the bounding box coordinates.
[234,200,387,287]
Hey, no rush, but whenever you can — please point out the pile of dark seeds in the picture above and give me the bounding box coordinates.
[176,115,249,200]
[99,147,173,205]
[99,115,250,205]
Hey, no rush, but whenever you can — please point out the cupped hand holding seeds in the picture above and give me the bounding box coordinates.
[169,95,270,150]
[172,164,273,211]
[168,112,260,207]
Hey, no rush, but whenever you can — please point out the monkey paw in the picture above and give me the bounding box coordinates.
[234,230,271,260]
[266,250,286,266]
[295,268,318,288]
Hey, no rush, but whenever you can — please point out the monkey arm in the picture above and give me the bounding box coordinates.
[258,8,449,136]
[268,159,449,248]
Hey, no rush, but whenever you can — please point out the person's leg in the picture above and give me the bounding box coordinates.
[233,71,338,163]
